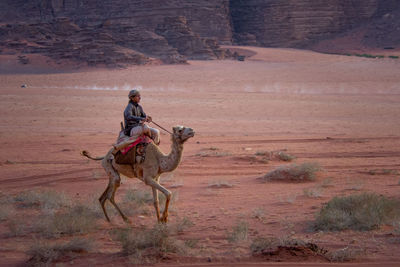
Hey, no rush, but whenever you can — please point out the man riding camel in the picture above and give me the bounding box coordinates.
[124,89,160,145]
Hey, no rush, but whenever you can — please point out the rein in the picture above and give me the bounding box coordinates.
[151,121,173,135]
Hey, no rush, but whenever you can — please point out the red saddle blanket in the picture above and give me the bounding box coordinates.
[119,135,152,155]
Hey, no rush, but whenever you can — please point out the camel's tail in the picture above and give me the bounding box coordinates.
[80,150,105,161]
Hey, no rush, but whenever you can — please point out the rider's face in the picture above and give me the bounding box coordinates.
[132,95,141,103]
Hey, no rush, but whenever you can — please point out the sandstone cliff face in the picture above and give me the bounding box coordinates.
[0,0,399,67]
[230,0,399,48]
[0,0,232,66]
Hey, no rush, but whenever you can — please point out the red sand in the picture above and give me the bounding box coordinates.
[0,47,400,266]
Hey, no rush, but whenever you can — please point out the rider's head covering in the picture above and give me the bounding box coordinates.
[128,89,140,98]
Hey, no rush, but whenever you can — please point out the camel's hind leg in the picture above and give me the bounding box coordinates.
[99,158,130,223]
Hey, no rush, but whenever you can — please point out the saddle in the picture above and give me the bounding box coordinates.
[113,132,152,165]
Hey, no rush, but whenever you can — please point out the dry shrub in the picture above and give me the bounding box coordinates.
[208,180,233,188]
[261,162,321,182]
[314,192,400,231]
[227,221,249,243]
[34,204,100,238]
[112,224,185,264]
[327,247,363,262]
[7,216,26,237]
[275,151,296,162]
[303,186,323,198]
[123,188,153,206]
[250,237,276,253]
[196,147,231,157]
[27,238,91,266]
[13,189,70,210]
[172,216,194,234]
[251,236,327,259]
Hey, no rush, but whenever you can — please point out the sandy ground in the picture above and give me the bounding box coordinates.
[0,46,400,266]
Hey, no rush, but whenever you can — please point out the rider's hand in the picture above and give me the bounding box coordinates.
[146,116,152,123]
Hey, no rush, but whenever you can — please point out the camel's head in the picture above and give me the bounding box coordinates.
[172,125,195,143]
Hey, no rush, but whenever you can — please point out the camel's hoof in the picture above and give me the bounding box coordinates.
[123,217,132,224]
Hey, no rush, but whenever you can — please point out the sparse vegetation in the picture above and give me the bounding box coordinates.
[389,55,399,59]
[327,246,363,262]
[251,207,266,220]
[303,186,323,198]
[261,162,321,182]
[208,179,233,188]
[250,237,276,253]
[250,235,327,259]
[368,169,399,175]
[111,224,185,264]
[255,150,271,157]
[13,189,70,210]
[346,178,364,191]
[123,188,153,206]
[0,206,10,221]
[27,238,92,266]
[34,204,100,238]
[320,177,333,188]
[275,151,296,162]
[314,192,400,231]
[355,53,384,59]
[172,216,194,233]
[227,221,248,243]
[195,147,231,157]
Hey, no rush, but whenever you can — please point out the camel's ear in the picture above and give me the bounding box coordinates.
[172,126,183,133]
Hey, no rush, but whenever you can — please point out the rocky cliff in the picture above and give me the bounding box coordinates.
[0,0,232,66]
[230,0,399,48]
[0,0,398,67]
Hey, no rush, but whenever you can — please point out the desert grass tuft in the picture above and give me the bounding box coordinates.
[13,189,71,210]
[27,238,92,266]
[275,151,296,162]
[227,221,249,243]
[172,216,194,233]
[123,188,153,206]
[327,246,363,262]
[208,179,233,188]
[314,192,400,231]
[34,204,99,238]
[261,162,321,182]
[250,237,276,253]
[303,186,323,198]
[251,207,266,220]
[112,224,185,264]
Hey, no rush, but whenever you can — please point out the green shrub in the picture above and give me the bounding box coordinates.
[314,193,400,231]
[261,162,321,182]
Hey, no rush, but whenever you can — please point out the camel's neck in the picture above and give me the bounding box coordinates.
[159,137,184,173]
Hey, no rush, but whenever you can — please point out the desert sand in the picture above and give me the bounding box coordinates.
[0,46,400,266]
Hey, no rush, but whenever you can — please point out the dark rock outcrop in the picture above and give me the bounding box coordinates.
[0,0,399,67]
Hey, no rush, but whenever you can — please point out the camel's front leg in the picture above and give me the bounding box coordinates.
[145,177,171,223]
[152,187,161,222]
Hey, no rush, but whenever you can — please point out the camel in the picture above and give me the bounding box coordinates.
[81,125,195,223]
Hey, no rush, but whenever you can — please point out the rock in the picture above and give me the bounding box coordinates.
[0,0,399,66]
